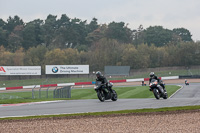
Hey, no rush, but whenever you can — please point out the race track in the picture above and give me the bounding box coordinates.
[0,83,200,118]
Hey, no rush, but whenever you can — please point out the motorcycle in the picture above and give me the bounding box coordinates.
[185,81,189,85]
[94,81,117,102]
[149,79,168,100]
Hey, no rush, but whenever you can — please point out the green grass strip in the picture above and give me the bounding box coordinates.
[0,85,180,104]
[0,105,199,121]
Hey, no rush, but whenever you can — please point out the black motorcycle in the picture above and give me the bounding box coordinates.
[94,81,117,102]
[149,79,168,100]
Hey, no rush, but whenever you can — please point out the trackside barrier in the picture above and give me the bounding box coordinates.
[32,85,37,99]
[109,79,126,83]
[39,87,42,98]
[0,88,5,91]
[161,76,179,80]
[126,78,144,82]
[53,86,71,98]
[46,86,50,98]
[32,84,57,99]
[1,76,181,91]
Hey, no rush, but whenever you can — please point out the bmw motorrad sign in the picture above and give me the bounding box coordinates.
[45,65,89,74]
[52,67,59,73]
[0,66,41,75]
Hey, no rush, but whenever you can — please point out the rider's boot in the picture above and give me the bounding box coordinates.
[163,87,167,94]
[108,87,113,93]
[161,84,167,93]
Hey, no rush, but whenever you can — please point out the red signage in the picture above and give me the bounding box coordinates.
[0,66,6,72]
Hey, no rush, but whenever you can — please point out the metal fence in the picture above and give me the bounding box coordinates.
[53,86,71,98]
[0,85,71,100]
[32,86,71,99]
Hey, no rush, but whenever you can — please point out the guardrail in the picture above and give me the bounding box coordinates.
[0,76,180,90]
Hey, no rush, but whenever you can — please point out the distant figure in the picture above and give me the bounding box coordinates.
[141,81,146,86]
[185,79,189,85]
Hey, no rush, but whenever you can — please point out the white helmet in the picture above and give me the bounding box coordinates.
[150,72,155,77]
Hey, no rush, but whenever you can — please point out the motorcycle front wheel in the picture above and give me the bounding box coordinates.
[111,90,117,101]
[163,92,168,99]
[153,89,160,99]
[97,91,105,102]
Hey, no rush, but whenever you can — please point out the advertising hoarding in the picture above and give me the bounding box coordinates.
[0,66,41,75]
[104,66,130,76]
[46,65,89,74]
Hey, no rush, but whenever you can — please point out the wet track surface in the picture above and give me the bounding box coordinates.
[0,83,200,118]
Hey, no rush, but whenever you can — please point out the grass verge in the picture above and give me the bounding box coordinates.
[0,85,180,104]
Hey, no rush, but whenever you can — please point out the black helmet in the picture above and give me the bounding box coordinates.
[150,72,155,77]
[96,71,102,78]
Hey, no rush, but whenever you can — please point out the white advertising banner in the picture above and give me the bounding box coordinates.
[46,65,89,74]
[0,66,41,75]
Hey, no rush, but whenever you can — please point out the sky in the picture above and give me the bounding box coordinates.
[0,0,200,41]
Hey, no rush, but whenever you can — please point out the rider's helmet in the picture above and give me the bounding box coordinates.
[96,71,102,78]
[150,72,155,77]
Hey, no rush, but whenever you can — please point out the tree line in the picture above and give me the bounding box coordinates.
[0,38,200,73]
[0,14,198,73]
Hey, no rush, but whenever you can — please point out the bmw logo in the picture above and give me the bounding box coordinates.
[52,67,58,73]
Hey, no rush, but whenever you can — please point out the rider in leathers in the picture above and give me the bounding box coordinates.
[96,71,112,91]
[149,72,166,92]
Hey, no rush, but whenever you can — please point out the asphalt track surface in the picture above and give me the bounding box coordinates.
[0,83,200,118]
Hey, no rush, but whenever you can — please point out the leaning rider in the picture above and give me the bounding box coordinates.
[185,79,187,84]
[149,72,166,92]
[96,71,111,91]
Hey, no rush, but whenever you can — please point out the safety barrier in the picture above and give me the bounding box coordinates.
[0,76,180,90]
[53,86,71,98]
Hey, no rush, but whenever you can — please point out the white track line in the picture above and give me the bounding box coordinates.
[169,85,183,98]
[0,100,65,108]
